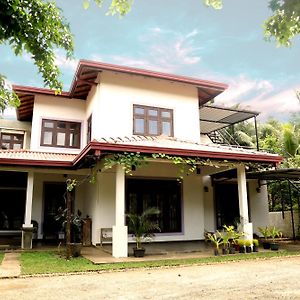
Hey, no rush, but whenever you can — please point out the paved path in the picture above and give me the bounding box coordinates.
[0,252,21,278]
[0,256,300,299]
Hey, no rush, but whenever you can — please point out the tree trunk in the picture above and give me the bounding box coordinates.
[66,190,72,259]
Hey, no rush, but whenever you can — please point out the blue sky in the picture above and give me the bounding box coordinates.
[1,0,300,120]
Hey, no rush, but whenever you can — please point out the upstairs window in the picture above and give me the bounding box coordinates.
[0,133,24,150]
[133,105,173,136]
[41,119,81,148]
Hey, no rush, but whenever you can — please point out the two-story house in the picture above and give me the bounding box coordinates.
[0,60,281,257]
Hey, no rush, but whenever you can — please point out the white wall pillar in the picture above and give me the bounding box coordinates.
[237,165,253,240]
[112,165,128,257]
[22,171,34,249]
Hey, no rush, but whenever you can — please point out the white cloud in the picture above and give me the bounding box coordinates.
[54,51,78,71]
[215,75,300,120]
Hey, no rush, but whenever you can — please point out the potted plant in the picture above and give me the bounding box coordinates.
[269,226,282,251]
[245,240,252,253]
[252,239,259,252]
[258,226,271,249]
[126,207,160,257]
[207,231,223,256]
[238,239,246,253]
[223,225,241,254]
[56,207,84,257]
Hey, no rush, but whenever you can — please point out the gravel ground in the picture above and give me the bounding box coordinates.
[0,256,300,299]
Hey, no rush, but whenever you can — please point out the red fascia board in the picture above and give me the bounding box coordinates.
[0,158,73,168]
[69,60,228,96]
[74,141,282,166]
[13,85,70,97]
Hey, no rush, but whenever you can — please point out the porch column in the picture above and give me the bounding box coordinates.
[112,165,128,257]
[22,171,34,249]
[237,165,253,240]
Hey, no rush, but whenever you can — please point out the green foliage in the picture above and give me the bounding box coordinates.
[258,226,271,239]
[0,0,73,90]
[0,74,20,111]
[104,152,148,174]
[264,0,300,47]
[268,226,282,241]
[83,0,133,16]
[252,239,259,247]
[204,0,223,9]
[206,231,223,249]
[126,207,160,249]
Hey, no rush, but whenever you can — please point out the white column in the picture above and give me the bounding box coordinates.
[24,171,34,226]
[22,171,34,249]
[112,165,128,257]
[237,165,253,240]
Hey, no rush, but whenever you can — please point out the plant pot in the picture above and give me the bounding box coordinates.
[234,244,240,252]
[246,246,252,253]
[133,248,146,257]
[262,242,270,249]
[222,248,229,255]
[229,247,236,254]
[213,248,220,256]
[239,246,246,253]
[270,242,279,251]
[69,242,82,257]
[253,245,259,252]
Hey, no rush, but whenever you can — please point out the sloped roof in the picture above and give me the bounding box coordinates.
[0,136,282,169]
[0,149,75,167]
[13,60,228,121]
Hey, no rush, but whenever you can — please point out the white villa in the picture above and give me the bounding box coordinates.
[0,60,281,257]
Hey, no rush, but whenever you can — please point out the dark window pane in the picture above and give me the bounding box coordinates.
[57,122,66,129]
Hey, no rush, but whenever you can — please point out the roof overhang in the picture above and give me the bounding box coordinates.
[13,60,228,121]
[200,104,259,134]
[247,168,300,180]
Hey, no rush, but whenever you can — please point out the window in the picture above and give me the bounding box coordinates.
[41,119,81,148]
[126,179,182,233]
[87,114,92,144]
[133,105,173,136]
[0,133,24,150]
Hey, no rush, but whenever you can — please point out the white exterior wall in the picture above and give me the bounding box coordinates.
[248,180,269,235]
[91,71,200,143]
[30,95,86,153]
[85,162,205,245]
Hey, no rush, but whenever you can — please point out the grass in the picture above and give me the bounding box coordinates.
[0,252,4,264]
[21,249,300,275]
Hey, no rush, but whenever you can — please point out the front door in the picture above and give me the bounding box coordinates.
[43,182,66,239]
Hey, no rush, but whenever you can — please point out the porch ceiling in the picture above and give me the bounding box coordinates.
[199,104,259,134]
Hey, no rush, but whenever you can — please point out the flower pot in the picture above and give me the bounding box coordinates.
[229,247,236,254]
[262,242,270,249]
[133,248,146,257]
[222,248,229,255]
[253,245,259,252]
[239,246,246,253]
[213,248,220,256]
[270,242,279,251]
[246,246,252,253]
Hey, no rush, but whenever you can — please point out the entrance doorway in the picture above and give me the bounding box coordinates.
[43,182,66,239]
[215,183,240,228]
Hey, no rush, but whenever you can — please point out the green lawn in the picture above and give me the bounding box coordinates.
[0,252,4,264]
[21,250,300,275]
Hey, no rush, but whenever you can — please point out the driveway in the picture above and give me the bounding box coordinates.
[0,256,300,299]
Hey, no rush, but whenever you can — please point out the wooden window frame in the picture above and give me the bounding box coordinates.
[0,133,24,150]
[87,114,92,144]
[133,104,174,137]
[40,119,81,149]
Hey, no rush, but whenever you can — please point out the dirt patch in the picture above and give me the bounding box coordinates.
[1,256,300,299]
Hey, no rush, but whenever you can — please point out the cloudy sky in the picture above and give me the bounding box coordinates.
[1,0,300,120]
